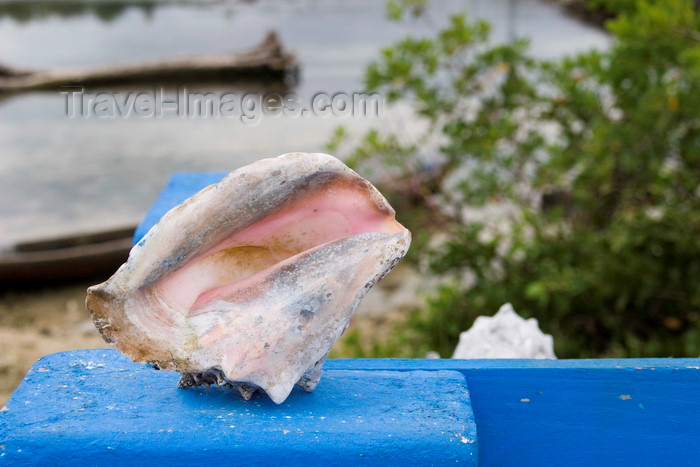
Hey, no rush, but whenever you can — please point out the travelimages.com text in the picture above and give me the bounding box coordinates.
[60,87,383,123]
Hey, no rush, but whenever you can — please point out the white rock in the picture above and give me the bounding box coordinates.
[451,303,556,359]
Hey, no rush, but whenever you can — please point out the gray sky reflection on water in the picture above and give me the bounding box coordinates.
[0,0,609,246]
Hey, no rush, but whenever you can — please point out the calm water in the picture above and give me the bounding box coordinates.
[0,0,608,247]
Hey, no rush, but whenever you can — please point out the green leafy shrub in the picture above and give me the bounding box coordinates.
[330,0,700,358]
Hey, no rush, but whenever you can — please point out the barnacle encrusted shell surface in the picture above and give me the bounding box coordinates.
[86,152,410,404]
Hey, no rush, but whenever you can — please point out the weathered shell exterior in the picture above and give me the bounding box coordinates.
[86,153,410,403]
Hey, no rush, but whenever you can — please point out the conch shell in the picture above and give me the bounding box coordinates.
[86,152,410,404]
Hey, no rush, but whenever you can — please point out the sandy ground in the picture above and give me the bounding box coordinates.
[0,264,421,407]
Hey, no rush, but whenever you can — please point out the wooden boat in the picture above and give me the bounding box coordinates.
[0,226,135,286]
[0,32,297,93]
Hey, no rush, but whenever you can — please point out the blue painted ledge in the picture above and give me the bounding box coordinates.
[2,172,698,465]
[2,352,699,466]
[329,358,700,466]
[0,350,477,466]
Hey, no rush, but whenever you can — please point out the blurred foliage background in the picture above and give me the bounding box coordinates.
[328,0,700,358]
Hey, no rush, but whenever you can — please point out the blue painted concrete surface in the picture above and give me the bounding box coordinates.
[0,350,477,466]
[327,359,700,467]
[4,172,698,466]
[3,353,699,466]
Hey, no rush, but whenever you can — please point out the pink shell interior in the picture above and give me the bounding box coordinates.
[155,181,404,313]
